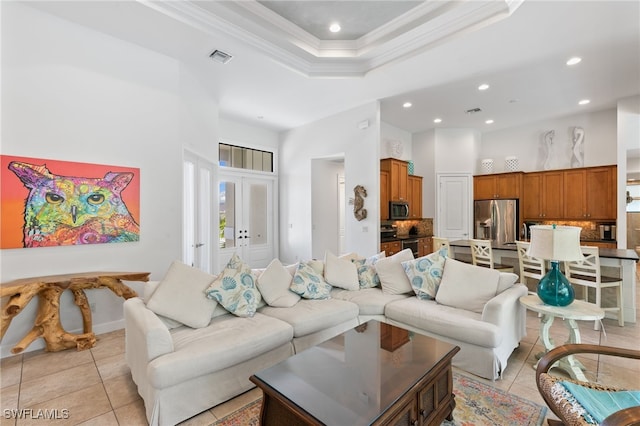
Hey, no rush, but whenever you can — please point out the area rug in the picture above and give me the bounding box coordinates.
[211,372,547,426]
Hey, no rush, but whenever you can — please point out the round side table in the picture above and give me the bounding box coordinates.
[519,294,604,382]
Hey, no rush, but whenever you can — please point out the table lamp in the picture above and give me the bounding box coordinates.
[527,225,583,306]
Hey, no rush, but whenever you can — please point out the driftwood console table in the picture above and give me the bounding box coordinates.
[0,271,149,354]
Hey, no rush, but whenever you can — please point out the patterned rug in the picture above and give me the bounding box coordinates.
[211,372,547,426]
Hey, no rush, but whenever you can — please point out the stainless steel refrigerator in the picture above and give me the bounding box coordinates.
[473,199,518,245]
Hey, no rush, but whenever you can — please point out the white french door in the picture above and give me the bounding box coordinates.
[218,172,276,270]
[437,174,472,240]
[183,151,216,273]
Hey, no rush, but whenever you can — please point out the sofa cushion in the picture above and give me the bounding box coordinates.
[257,258,301,308]
[259,299,359,337]
[353,252,385,289]
[401,248,447,300]
[205,253,262,317]
[330,287,408,315]
[146,260,218,329]
[385,298,502,348]
[148,313,293,389]
[376,248,415,295]
[324,250,359,291]
[435,258,500,313]
[290,261,332,299]
[497,272,519,293]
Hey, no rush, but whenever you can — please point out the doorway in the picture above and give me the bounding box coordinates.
[311,157,345,259]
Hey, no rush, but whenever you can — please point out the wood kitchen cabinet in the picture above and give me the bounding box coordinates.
[381,170,390,220]
[418,237,433,257]
[408,175,423,219]
[380,241,401,256]
[523,171,564,219]
[381,159,409,201]
[473,172,523,200]
[563,166,616,220]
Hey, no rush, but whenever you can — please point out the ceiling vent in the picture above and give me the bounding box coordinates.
[209,50,233,64]
[465,107,482,114]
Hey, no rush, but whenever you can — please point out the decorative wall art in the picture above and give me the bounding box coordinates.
[1,155,140,249]
[571,126,585,168]
[541,130,555,170]
[352,185,367,221]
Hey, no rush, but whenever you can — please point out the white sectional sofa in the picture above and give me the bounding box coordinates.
[124,249,527,426]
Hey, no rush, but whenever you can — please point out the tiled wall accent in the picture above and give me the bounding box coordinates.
[393,218,433,237]
[538,220,615,241]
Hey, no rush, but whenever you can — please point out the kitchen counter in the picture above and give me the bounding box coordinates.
[449,240,638,323]
[381,234,431,243]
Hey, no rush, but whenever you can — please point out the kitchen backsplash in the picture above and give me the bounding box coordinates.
[391,218,433,237]
[536,220,615,241]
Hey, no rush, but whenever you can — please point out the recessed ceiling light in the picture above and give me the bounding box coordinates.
[329,23,341,33]
[434,118,442,123]
[485,119,494,124]
[478,84,490,91]
[403,102,412,108]
[578,99,590,105]
[566,57,582,66]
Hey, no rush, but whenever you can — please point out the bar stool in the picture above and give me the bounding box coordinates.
[470,239,514,273]
[432,237,450,256]
[565,245,624,330]
[515,240,546,294]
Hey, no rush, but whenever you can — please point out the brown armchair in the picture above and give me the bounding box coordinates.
[536,344,640,426]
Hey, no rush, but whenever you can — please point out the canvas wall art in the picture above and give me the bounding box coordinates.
[1,155,140,249]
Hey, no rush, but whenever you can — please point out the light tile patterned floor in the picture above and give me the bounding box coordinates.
[1,265,639,425]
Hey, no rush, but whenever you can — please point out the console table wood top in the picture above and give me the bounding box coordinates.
[1,271,149,354]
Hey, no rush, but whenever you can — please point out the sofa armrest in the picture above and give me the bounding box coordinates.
[124,297,174,364]
[482,283,528,327]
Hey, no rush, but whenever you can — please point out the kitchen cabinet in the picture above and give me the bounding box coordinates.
[381,159,409,201]
[408,175,423,219]
[473,172,523,200]
[523,171,564,219]
[418,237,433,257]
[563,166,616,220]
[582,241,617,249]
[381,171,390,220]
[380,241,401,256]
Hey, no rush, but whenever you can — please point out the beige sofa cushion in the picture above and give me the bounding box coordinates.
[330,287,408,315]
[257,259,301,308]
[376,248,415,295]
[324,250,359,291]
[435,258,501,313]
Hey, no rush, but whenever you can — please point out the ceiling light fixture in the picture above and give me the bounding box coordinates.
[329,23,341,33]
[465,107,482,114]
[478,84,490,91]
[434,118,442,123]
[578,99,590,105]
[403,102,412,108]
[566,57,582,66]
[209,49,233,64]
[485,119,494,124]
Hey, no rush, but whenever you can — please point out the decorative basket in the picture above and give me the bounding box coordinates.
[408,160,415,175]
[505,156,519,172]
[480,159,494,174]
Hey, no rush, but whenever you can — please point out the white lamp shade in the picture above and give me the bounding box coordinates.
[527,225,583,261]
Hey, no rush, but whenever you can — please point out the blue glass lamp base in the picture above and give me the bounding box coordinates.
[537,261,575,306]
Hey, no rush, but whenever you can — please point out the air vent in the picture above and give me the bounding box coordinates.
[465,107,482,114]
[209,50,233,64]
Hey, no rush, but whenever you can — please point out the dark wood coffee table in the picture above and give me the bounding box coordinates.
[250,320,460,426]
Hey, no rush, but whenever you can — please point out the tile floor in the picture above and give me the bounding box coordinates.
[1,265,639,426]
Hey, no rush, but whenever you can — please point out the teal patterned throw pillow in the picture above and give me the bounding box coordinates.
[353,252,385,289]
[290,261,332,299]
[205,253,261,317]
[401,248,447,300]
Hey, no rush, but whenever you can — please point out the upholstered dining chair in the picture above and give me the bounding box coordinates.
[516,240,546,294]
[565,246,624,331]
[470,239,514,273]
[432,237,450,256]
[536,344,640,426]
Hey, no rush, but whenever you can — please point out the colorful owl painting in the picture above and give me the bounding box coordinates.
[7,161,140,247]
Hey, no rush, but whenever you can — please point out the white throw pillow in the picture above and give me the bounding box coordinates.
[324,250,359,291]
[257,258,301,307]
[147,260,218,328]
[376,248,415,295]
[290,261,332,299]
[401,248,447,300]
[435,258,501,313]
[205,253,262,317]
[497,272,519,293]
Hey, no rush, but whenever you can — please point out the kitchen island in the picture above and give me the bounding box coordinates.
[449,240,638,324]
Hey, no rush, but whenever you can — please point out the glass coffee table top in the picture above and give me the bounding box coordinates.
[253,320,458,425]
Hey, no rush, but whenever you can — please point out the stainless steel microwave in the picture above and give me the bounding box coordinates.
[389,201,409,220]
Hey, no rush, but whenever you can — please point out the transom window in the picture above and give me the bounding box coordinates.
[219,143,273,172]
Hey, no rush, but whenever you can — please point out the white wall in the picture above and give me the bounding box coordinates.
[219,117,280,151]
[279,103,380,264]
[0,3,218,356]
[480,109,617,173]
[412,130,436,218]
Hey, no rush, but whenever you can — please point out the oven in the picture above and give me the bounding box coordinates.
[401,238,419,258]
